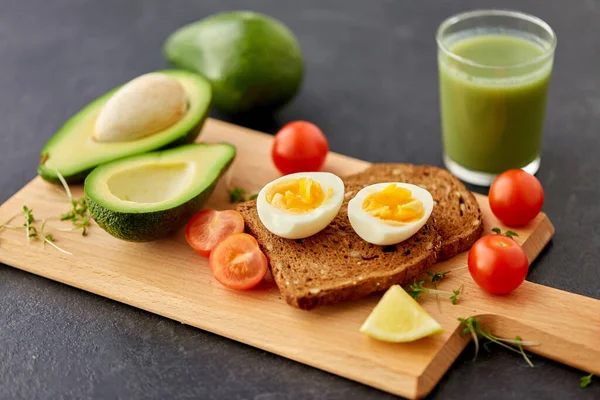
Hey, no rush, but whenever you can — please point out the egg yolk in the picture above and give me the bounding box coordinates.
[363,184,424,224]
[266,177,332,214]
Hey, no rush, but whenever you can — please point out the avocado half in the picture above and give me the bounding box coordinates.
[84,143,235,242]
[39,69,212,183]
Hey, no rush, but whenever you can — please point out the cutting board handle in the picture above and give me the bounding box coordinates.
[476,282,600,374]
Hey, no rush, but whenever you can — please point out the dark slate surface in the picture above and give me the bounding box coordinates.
[1,0,599,399]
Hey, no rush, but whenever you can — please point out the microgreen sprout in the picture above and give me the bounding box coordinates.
[426,266,468,284]
[458,317,539,367]
[491,227,519,239]
[580,373,594,388]
[406,280,463,305]
[0,212,23,231]
[54,169,90,236]
[22,205,37,242]
[228,186,258,203]
[1,171,84,255]
[39,218,72,255]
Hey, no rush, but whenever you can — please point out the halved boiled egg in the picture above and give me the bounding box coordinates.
[256,172,345,239]
[347,182,434,246]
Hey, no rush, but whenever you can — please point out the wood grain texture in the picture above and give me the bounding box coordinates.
[0,118,598,399]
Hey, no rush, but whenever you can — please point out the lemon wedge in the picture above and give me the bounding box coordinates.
[360,285,443,342]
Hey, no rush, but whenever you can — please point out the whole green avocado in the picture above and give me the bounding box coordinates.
[163,11,304,115]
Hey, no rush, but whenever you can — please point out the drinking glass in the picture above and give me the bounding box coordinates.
[437,10,557,186]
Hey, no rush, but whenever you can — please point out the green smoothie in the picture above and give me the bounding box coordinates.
[439,34,552,174]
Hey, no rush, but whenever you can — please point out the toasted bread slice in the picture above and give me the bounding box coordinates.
[344,164,483,260]
[237,183,442,310]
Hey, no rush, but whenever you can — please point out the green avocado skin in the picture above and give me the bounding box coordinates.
[85,178,215,242]
[39,166,93,185]
[163,11,304,115]
[85,146,234,242]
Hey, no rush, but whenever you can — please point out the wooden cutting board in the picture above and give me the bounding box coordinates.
[1,119,598,399]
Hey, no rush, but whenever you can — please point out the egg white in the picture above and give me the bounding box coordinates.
[347,182,434,246]
[256,172,345,239]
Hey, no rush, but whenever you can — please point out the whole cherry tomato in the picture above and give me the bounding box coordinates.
[489,169,544,227]
[468,234,529,295]
[272,121,329,175]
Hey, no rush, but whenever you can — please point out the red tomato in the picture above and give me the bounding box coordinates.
[272,121,329,175]
[468,235,529,295]
[209,233,268,290]
[185,210,245,257]
[489,169,544,227]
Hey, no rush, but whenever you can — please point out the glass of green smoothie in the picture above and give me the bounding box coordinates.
[437,10,556,186]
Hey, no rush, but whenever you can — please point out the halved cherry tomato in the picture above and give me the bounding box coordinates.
[468,234,529,295]
[272,121,329,175]
[185,210,245,257]
[209,233,268,290]
[489,169,544,227]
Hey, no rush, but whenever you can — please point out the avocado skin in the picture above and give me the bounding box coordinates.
[38,166,92,185]
[163,11,304,115]
[85,149,233,242]
[85,180,213,242]
[37,109,209,185]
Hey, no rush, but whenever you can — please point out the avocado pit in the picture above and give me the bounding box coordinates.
[94,72,188,143]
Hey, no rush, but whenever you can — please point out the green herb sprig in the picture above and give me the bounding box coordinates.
[426,266,468,285]
[491,227,519,239]
[13,206,73,255]
[229,186,258,203]
[0,169,87,255]
[59,197,90,235]
[580,373,594,388]
[55,170,90,235]
[39,218,72,255]
[458,317,539,367]
[406,280,463,305]
[23,205,38,242]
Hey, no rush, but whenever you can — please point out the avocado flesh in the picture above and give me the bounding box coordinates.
[84,143,235,242]
[39,70,212,183]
